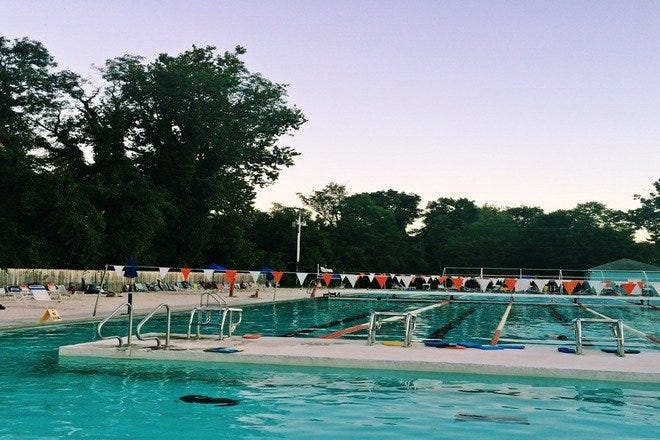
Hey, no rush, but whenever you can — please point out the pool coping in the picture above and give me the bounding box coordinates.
[59,336,660,384]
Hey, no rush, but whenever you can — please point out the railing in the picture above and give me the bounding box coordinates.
[573,318,625,356]
[97,302,133,347]
[367,311,416,347]
[187,292,242,340]
[219,307,243,340]
[136,303,171,348]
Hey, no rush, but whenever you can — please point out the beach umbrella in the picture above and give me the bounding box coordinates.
[207,263,228,272]
[124,258,138,279]
[123,258,138,305]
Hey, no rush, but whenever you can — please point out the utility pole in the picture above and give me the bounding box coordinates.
[292,211,307,275]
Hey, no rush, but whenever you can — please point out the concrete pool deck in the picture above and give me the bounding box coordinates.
[59,334,660,383]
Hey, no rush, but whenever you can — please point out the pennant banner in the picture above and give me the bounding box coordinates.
[476,277,491,292]
[322,273,333,286]
[374,274,388,289]
[588,281,605,294]
[181,267,192,281]
[534,279,548,292]
[225,270,237,284]
[368,273,375,282]
[272,271,284,285]
[562,280,580,295]
[113,265,124,279]
[158,267,170,279]
[400,275,413,288]
[451,277,464,290]
[203,269,214,281]
[296,272,309,286]
[515,279,531,292]
[249,271,261,283]
[344,274,359,287]
[503,278,517,292]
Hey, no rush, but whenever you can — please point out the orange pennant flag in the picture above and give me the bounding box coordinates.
[181,267,191,281]
[225,270,237,284]
[272,271,284,285]
[562,280,579,295]
[374,274,388,289]
[452,277,464,290]
[503,278,517,291]
[322,273,333,286]
[620,282,635,295]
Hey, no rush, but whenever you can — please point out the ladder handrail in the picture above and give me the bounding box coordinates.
[97,302,133,347]
[220,307,243,340]
[200,292,227,308]
[367,311,416,347]
[136,303,171,348]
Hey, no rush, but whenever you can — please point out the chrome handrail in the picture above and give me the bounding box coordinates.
[136,303,171,348]
[220,307,243,340]
[97,302,133,347]
[367,311,416,347]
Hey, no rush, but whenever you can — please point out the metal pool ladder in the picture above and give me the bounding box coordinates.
[187,292,243,340]
[97,302,133,347]
[573,318,625,356]
[136,303,172,348]
[367,311,416,347]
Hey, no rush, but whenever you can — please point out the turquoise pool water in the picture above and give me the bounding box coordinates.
[1,299,658,439]
[135,296,659,349]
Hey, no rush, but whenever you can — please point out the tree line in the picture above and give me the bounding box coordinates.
[1,37,657,273]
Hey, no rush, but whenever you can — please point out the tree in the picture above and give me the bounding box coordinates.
[633,178,660,243]
[92,45,306,264]
[0,37,101,267]
[298,182,347,227]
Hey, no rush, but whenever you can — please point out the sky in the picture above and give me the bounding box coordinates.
[1,0,658,213]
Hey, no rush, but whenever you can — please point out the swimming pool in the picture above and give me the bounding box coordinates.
[1,298,658,439]
[132,295,659,350]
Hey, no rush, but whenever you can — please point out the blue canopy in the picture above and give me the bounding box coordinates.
[124,258,138,278]
[207,263,228,272]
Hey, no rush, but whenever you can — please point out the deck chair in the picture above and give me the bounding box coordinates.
[29,284,52,301]
[14,284,32,301]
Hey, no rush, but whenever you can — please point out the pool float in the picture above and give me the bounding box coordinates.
[204,347,243,353]
[557,347,576,354]
[179,395,239,406]
[601,348,640,354]
[242,334,262,339]
[382,340,404,347]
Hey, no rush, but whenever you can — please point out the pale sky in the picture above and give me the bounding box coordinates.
[2,0,658,213]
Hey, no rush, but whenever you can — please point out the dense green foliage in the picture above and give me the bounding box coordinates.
[0,37,657,272]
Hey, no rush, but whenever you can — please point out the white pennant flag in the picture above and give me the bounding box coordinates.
[368,273,375,282]
[113,265,124,279]
[649,282,660,296]
[249,271,261,283]
[515,279,531,292]
[390,273,397,280]
[344,274,359,287]
[158,267,170,279]
[588,281,605,295]
[203,269,214,281]
[534,279,548,292]
[476,277,491,292]
[296,272,309,286]
[400,275,413,288]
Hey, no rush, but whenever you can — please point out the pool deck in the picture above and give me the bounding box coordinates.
[59,335,660,383]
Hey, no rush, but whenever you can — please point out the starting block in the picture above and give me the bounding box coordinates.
[39,308,62,323]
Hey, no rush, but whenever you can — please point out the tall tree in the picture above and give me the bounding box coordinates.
[94,46,306,264]
[298,182,347,227]
[633,178,660,244]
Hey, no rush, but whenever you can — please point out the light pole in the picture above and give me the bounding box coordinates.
[292,211,307,275]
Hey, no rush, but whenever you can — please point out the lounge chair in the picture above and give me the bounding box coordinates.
[29,284,52,301]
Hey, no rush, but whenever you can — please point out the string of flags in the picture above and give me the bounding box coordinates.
[109,264,658,296]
